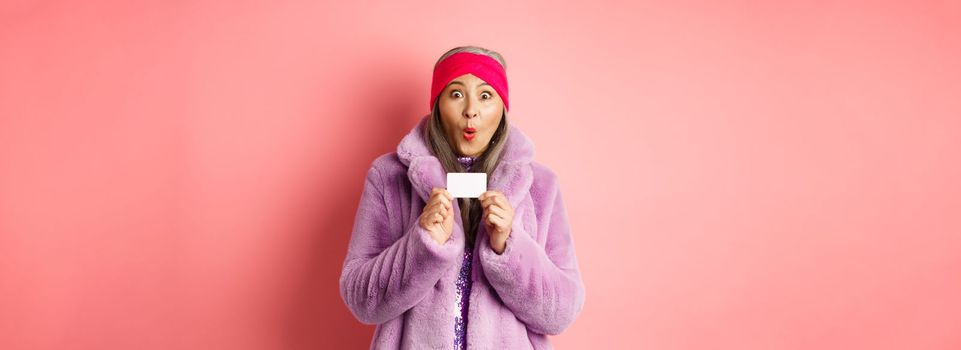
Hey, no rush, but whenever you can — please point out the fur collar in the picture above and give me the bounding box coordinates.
[396,115,535,209]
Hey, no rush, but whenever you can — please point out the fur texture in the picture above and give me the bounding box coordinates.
[339,116,586,349]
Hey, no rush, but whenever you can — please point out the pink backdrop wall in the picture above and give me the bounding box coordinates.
[2,1,960,349]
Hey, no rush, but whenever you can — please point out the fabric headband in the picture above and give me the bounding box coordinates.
[429,52,509,112]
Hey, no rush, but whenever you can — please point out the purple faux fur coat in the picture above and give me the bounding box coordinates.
[339,116,586,349]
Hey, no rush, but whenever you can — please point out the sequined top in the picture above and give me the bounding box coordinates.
[453,156,476,349]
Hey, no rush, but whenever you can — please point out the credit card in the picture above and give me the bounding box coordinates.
[446,172,487,198]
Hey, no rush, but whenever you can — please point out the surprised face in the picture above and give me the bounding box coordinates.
[437,73,505,158]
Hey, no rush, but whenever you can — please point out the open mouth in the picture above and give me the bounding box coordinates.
[463,127,477,141]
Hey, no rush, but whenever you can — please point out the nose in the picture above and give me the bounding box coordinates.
[462,109,478,119]
[462,99,479,120]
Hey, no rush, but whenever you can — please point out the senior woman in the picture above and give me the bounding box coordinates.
[339,46,585,349]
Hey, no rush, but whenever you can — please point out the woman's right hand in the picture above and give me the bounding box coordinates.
[419,187,454,245]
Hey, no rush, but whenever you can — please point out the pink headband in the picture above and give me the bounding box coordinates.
[429,52,509,112]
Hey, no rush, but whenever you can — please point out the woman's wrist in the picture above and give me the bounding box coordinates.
[489,232,509,255]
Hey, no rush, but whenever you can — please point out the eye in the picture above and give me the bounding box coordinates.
[481,92,492,100]
[450,90,463,98]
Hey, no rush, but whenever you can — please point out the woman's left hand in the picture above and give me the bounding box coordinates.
[480,190,514,254]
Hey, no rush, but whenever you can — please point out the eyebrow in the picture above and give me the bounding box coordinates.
[447,81,491,89]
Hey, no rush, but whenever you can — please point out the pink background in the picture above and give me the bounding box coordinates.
[2,1,960,349]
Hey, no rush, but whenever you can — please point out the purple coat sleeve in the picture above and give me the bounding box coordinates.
[478,179,586,335]
[339,166,461,325]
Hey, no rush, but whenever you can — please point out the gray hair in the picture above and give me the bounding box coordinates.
[434,46,507,70]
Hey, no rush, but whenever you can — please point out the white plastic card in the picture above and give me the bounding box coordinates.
[446,172,487,198]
